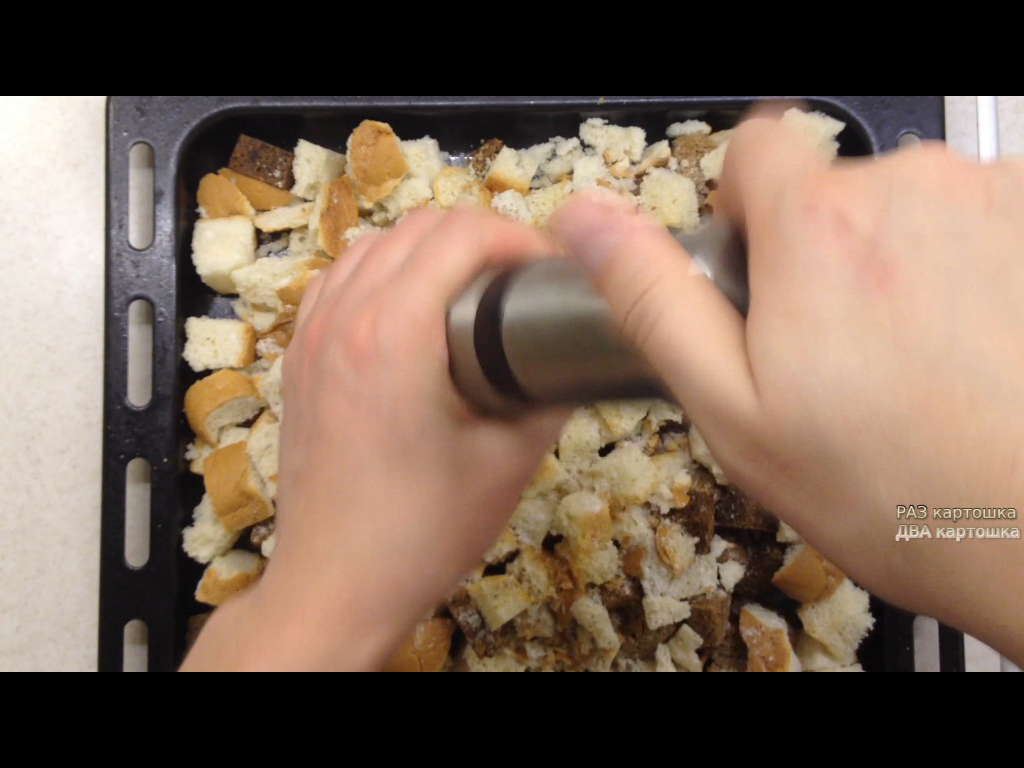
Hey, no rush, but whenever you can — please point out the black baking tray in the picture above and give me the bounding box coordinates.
[102,95,959,672]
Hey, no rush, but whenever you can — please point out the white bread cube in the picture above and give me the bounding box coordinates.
[288,226,321,260]
[540,136,583,183]
[191,216,256,294]
[291,139,346,200]
[570,595,620,651]
[259,356,284,419]
[523,452,568,498]
[777,521,802,543]
[553,492,619,585]
[781,108,845,158]
[401,137,446,183]
[507,547,555,601]
[466,575,535,630]
[666,121,712,138]
[184,369,263,446]
[558,407,604,473]
[203,441,274,533]
[484,146,532,195]
[195,550,265,607]
[571,153,611,191]
[688,425,728,484]
[182,493,241,564]
[718,559,747,592]
[579,118,646,163]
[508,496,557,547]
[231,297,291,334]
[378,176,433,221]
[594,400,650,442]
[524,179,572,226]
[636,140,672,174]
[260,532,277,558]
[232,255,313,313]
[795,631,856,670]
[518,141,555,181]
[483,528,519,565]
[643,596,691,630]
[654,520,696,574]
[434,167,474,208]
[739,603,802,672]
[642,549,718,601]
[771,543,845,603]
[252,201,314,232]
[490,189,532,224]
[650,451,693,511]
[699,141,729,183]
[183,317,256,372]
[797,578,875,661]
[667,623,704,672]
[654,643,676,672]
[611,505,655,550]
[639,169,699,230]
[185,425,249,475]
[246,410,280,500]
[594,443,659,506]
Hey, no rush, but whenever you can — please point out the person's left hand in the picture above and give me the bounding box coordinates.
[184,207,567,671]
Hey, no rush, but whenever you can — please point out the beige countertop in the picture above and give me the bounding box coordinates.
[0,96,1008,671]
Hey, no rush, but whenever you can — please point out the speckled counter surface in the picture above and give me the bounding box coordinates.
[0,96,1009,671]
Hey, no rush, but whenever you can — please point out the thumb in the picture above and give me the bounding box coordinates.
[549,189,757,431]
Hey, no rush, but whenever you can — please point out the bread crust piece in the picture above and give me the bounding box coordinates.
[347,120,408,204]
[228,135,295,190]
[218,168,295,210]
[276,258,331,307]
[195,551,266,607]
[184,370,260,446]
[197,173,256,218]
[383,618,456,672]
[771,544,845,603]
[739,604,801,672]
[203,441,274,533]
[315,178,360,257]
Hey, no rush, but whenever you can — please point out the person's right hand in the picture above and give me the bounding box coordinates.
[550,119,1024,664]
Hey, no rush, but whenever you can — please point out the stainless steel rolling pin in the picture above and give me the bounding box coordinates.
[446,217,749,414]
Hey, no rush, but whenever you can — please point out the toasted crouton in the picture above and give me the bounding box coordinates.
[347,120,408,204]
[218,168,295,210]
[197,173,256,218]
[183,317,256,372]
[195,550,265,607]
[290,139,345,200]
[191,216,256,294]
[184,369,263,446]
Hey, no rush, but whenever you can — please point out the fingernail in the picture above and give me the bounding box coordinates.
[550,188,656,271]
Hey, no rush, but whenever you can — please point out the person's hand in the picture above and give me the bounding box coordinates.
[183,207,566,671]
[550,121,1024,663]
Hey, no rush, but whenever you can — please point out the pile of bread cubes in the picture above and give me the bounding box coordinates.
[180,107,875,672]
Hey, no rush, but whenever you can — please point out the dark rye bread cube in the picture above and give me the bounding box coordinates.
[665,465,716,554]
[715,485,779,533]
[229,135,295,190]
[707,621,748,672]
[687,590,732,649]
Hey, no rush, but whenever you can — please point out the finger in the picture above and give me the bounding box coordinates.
[395,205,558,310]
[717,115,830,241]
[294,271,326,334]
[321,208,444,309]
[550,189,758,431]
